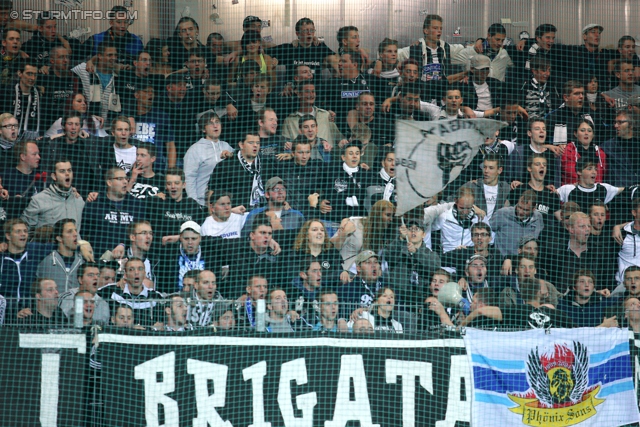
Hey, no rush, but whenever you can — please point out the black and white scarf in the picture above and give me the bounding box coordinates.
[187,291,222,327]
[452,204,475,229]
[12,83,40,136]
[238,151,264,207]
[379,168,395,201]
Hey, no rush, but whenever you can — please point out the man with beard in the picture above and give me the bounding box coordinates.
[187,270,223,328]
[59,263,110,324]
[2,60,42,141]
[21,159,85,232]
[99,257,163,327]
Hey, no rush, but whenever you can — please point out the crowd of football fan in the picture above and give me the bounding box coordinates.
[3,0,640,333]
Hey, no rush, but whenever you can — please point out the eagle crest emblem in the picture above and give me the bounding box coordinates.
[507,341,604,426]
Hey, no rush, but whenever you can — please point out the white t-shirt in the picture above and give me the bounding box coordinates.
[556,183,620,204]
[483,183,499,220]
[113,145,136,173]
[200,213,246,239]
[473,82,492,110]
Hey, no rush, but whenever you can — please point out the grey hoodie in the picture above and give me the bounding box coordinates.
[36,250,84,293]
[184,138,233,206]
[21,184,85,231]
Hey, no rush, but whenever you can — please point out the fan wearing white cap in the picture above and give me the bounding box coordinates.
[567,23,616,90]
[156,220,223,294]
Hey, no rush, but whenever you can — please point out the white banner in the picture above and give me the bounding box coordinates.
[464,328,640,427]
[394,119,505,215]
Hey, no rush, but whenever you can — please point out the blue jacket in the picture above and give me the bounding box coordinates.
[89,30,143,63]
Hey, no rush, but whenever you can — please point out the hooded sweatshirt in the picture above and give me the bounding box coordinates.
[21,184,85,231]
[184,137,233,205]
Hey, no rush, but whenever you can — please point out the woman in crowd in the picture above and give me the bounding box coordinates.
[293,219,348,284]
[228,30,275,85]
[147,38,173,76]
[45,93,108,138]
[331,199,399,273]
[560,119,606,185]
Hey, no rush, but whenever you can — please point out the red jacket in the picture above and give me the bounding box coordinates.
[560,142,607,186]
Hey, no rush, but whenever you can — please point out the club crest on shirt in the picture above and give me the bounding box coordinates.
[334,179,348,193]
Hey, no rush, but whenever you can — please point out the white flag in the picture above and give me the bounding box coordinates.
[395,119,505,215]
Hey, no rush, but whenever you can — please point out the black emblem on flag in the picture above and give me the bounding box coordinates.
[437,141,472,186]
